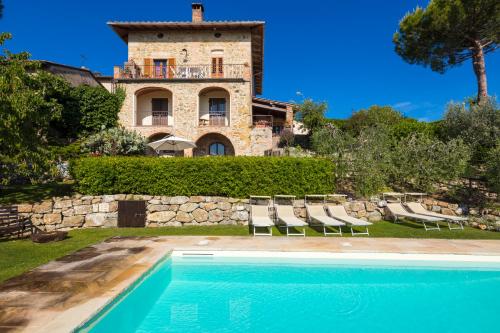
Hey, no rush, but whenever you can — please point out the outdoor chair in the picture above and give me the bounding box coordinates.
[386,203,443,231]
[250,196,275,236]
[405,202,466,230]
[326,205,372,236]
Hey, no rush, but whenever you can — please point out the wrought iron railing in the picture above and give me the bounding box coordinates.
[199,111,228,126]
[115,64,246,80]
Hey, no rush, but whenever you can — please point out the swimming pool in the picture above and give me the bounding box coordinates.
[79,252,500,333]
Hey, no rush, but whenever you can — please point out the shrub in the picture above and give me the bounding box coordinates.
[485,141,500,194]
[278,128,295,148]
[70,156,335,197]
[50,85,125,139]
[81,127,147,156]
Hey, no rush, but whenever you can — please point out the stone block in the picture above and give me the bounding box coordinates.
[208,209,224,222]
[165,221,182,227]
[33,201,53,214]
[441,208,455,216]
[201,202,217,211]
[357,210,367,218]
[62,215,84,227]
[192,208,208,222]
[431,205,441,212]
[148,211,176,223]
[31,214,44,226]
[43,213,61,225]
[53,200,72,209]
[368,211,382,222]
[149,204,169,212]
[350,202,364,212]
[170,196,190,205]
[103,195,115,203]
[17,204,32,213]
[217,202,232,211]
[98,203,111,213]
[365,202,376,212]
[189,196,205,203]
[176,211,193,223]
[84,213,107,227]
[179,203,199,213]
[230,211,249,221]
[74,205,93,215]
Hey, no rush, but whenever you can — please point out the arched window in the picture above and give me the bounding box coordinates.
[209,142,225,156]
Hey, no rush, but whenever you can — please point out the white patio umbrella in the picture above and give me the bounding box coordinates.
[148,135,196,155]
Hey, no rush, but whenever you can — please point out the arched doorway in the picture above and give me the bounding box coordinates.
[194,133,235,156]
[135,88,173,127]
[198,87,230,127]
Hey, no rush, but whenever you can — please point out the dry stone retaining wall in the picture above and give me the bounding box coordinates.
[16,195,486,232]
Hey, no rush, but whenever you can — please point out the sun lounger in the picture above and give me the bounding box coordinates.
[250,205,274,236]
[326,205,372,236]
[386,203,443,231]
[405,202,466,230]
[274,204,308,237]
[306,204,345,236]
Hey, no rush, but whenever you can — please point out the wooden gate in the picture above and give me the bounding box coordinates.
[118,201,146,228]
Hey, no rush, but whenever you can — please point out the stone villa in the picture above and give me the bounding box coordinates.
[108,3,294,156]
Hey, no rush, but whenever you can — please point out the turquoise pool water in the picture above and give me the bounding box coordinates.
[81,255,500,333]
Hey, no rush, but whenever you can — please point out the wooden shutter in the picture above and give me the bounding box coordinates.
[211,57,223,78]
[218,58,223,77]
[167,58,176,79]
[143,58,153,78]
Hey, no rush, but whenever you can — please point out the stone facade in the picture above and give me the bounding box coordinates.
[17,195,492,232]
[115,28,262,156]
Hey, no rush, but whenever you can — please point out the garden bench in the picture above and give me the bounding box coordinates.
[0,205,34,239]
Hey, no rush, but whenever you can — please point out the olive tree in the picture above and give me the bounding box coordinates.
[82,127,147,156]
[390,134,471,192]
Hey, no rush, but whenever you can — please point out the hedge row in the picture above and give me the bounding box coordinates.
[70,156,335,198]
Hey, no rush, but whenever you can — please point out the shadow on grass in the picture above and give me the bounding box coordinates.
[0,182,75,204]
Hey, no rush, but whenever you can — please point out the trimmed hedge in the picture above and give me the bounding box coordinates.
[70,156,335,197]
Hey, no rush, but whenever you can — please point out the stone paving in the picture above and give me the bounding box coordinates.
[1,236,500,332]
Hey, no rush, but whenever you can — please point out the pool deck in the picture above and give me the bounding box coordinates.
[1,236,500,333]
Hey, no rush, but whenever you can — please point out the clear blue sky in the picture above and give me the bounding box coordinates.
[1,0,498,120]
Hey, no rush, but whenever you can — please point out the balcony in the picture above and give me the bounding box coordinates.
[151,111,169,126]
[253,115,287,136]
[199,112,228,127]
[114,63,247,80]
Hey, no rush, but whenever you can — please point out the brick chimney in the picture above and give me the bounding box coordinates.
[192,3,204,23]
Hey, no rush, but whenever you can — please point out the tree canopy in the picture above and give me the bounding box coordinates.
[0,33,66,183]
[393,0,499,102]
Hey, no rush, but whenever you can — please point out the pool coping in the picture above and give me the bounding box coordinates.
[2,236,500,333]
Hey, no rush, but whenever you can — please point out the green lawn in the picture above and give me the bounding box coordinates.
[1,221,500,283]
[0,182,75,204]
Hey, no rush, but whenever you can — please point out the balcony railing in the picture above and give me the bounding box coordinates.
[252,115,288,136]
[114,64,247,80]
[199,112,228,127]
[152,111,168,126]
